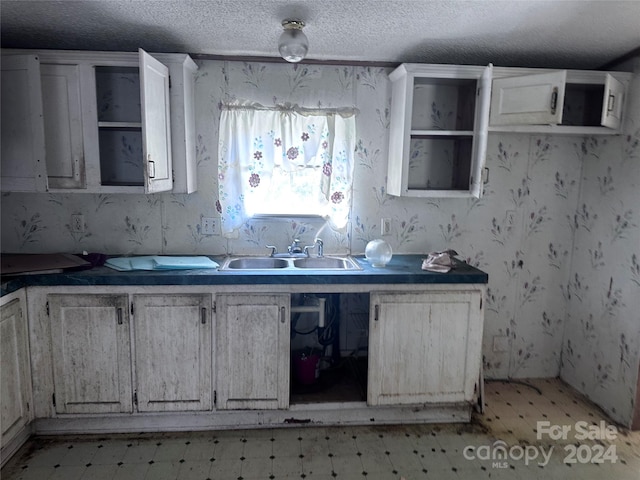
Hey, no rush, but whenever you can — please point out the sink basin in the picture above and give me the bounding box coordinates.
[220,256,361,270]
[293,256,361,270]
[224,257,289,269]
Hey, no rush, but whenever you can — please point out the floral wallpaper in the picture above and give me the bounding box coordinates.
[1,58,639,427]
[560,68,640,427]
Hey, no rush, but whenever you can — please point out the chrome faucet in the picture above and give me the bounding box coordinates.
[288,238,303,255]
[303,237,323,257]
[266,237,323,257]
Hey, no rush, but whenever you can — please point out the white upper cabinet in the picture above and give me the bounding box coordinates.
[0,48,198,194]
[489,67,630,134]
[41,63,86,189]
[1,55,47,192]
[490,70,567,126]
[601,74,625,129]
[387,64,492,199]
[139,49,172,193]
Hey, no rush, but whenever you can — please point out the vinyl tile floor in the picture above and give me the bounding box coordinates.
[2,378,639,479]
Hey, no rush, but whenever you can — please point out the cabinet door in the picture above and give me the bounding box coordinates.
[216,294,290,410]
[0,55,47,192]
[49,295,132,414]
[163,56,198,194]
[387,64,492,199]
[368,291,483,406]
[132,294,212,412]
[1,299,31,449]
[139,48,173,193]
[469,64,493,198]
[490,70,567,125]
[41,63,86,189]
[601,74,625,129]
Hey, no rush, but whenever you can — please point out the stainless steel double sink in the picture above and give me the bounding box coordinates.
[220,256,361,271]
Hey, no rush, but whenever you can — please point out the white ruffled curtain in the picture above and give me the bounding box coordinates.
[217,103,356,237]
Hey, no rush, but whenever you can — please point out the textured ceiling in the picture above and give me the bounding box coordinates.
[1,0,640,69]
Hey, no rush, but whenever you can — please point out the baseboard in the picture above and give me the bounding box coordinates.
[1,424,33,467]
[33,403,471,435]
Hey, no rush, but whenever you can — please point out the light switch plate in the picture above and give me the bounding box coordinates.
[381,218,392,236]
[492,335,510,353]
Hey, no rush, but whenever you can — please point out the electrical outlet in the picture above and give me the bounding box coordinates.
[71,214,84,233]
[201,217,219,236]
[381,218,392,236]
[492,335,510,353]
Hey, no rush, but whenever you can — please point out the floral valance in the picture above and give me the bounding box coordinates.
[217,103,357,237]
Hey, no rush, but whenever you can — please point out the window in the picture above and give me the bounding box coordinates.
[217,103,356,237]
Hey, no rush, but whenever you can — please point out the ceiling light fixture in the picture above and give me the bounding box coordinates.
[278,19,308,63]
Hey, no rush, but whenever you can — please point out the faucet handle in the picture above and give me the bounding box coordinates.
[266,245,278,257]
[302,242,316,257]
[303,238,324,257]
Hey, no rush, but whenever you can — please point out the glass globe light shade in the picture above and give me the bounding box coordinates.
[278,20,308,63]
[365,239,393,267]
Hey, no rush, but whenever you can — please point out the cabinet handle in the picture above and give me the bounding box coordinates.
[116,307,123,325]
[374,304,379,321]
[607,93,615,113]
[72,156,80,180]
[550,87,558,114]
[148,156,155,179]
[201,307,207,324]
[280,306,286,323]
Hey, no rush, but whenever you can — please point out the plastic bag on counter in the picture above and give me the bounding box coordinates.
[421,249,458,273]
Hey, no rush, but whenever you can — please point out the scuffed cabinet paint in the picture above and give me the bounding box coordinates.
[1,296,32,459]
[48,294,132,414]
[132,294,212,412]
[215,293,290,410]
[368,291,483,406]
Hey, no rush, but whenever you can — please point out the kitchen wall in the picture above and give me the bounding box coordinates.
[560,60,640,427]
[1,58,638,426]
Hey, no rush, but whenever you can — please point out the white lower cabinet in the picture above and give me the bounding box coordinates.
[368,291,483,406]
[1,294,32,461]
[132,294,212,412]
[16,283,485,441]
[48,294,133,414]
[216,293,290,410]
[47,292,214,415]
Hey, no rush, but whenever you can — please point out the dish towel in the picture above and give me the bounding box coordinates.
[105,256,219,271]
[421,250,458,273]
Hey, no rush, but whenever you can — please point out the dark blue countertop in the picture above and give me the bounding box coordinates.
[1,255,488,296]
